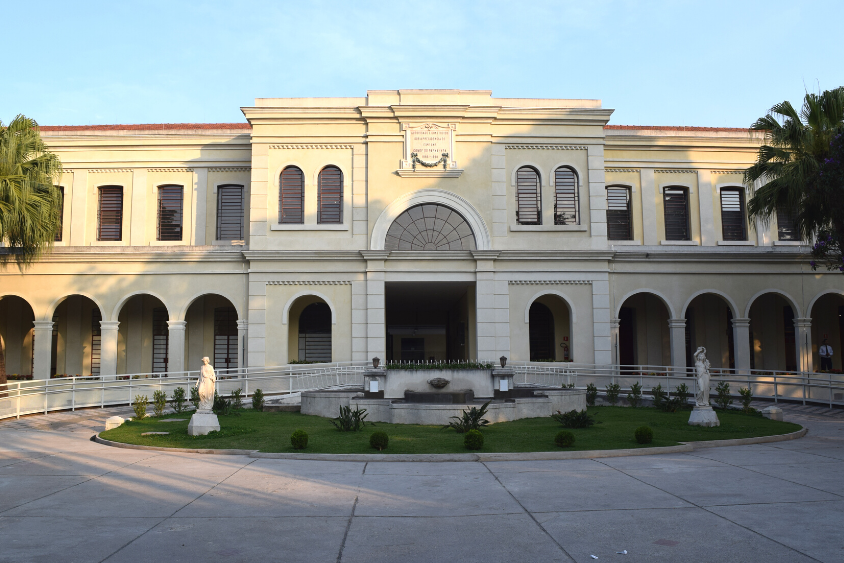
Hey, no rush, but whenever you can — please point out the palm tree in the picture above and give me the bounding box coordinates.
[0,115,63,265]
[743,87,844,241]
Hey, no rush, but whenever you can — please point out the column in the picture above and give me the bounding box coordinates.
[732,318,751,374]
[592,278,612,365]
[167,320,186,374]
[362,251,388,362]
[32,321,54,380]
[100,321,120,377]
[610,318,621,368]
[640,169,658,245]
[795,318,813,373]
[668,319,687,374]
[237,319,248,372]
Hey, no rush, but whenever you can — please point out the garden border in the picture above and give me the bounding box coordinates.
[92,427,808,461]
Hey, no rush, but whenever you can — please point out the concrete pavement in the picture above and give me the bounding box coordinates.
[0,404,842,563]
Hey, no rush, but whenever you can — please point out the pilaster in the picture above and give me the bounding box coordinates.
[352,144,368,240]
[167,320,186,374]
[100,321,120,377]
[473,251,507,361]
[668,318,687,372]
[130,169,147,246]
[69,170,88,246]
[592,277,612,364]
[247,280,266,368]
[795,318,813,373]
[490,143,507,241]
[32,321,54,380]
[193,168,208,245]
[640,169,658,245]
[587,144,607,244]
[363,251,389,361]
[351,280,368,361]
[698,170,716,246]
[732,318,751,373]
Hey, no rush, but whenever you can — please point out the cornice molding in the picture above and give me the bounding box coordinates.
[505,145,587,150]
[88,169,132,173]
[266,281,352,285]
[209,167,251,172]
[509,280,592,285]
[606,168,640,173]
[655,169,697,174]
[149,168,194,173]
[710,170,744,175]
[269,144,354,150]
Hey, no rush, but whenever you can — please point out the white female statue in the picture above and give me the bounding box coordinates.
[196,357,216,412]
[693,347,711,407]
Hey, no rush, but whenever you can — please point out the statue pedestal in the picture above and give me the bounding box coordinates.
[188,410,220,436]
[688,406,720,427]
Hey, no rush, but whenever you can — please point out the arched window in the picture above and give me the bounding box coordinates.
[554,167,579,225]
[384,204,476,251]
[719,188,746,241]
[516,166,541,225]
[279,166,304,224]
[318,166,343,224]
[606,186,632,240]
[663,186,690,241]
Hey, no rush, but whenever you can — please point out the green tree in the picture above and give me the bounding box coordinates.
[743,88,844,256]
[0,115,63,266]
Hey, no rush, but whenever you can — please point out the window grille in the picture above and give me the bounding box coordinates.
[516,167,541,225]
[51,312,59,376]
[216,185,244,240]
[606,186,632,240]
[318,166,343,224]
[720,188,747,241]
[91,308,102,376]
[279,166,304,224]
[97,186,123,241]
[55,187,64,241]
[157,185,183,241]
[214,307,238,371]
[777,208,798,241]
[152,307,168,373]
[554,167,578,225]
[663,187,690,241]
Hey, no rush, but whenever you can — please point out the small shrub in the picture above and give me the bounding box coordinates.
[290,429,308,449]
[634,426,653,444]
[585,383,598,406]
[675,383,690,407]
[660,397,683,413]
[738,386,753,411]
[464,429,484,450]
[627,382,643,407]
[252,388,265,411]
[555,430,575,447]
[231,388,244,411]
[171,387,187,413]
[715,381,733,410]
[132,395,148,419]
[369,431,389,451]
[213,391,231,415]
[562,382,576,389]
[152,390,167,417]
[551,409,595,429]
[605,383,621,405]
[330,406,370,431]
[444,401,490,433]
[190,387,200,410]
[651,384,667,409]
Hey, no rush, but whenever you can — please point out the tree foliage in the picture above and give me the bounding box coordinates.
[743,88,844,264]
[0,115,63,266]
[809,131,844,271]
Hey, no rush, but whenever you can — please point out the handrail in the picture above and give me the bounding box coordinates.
[1,361,841,421]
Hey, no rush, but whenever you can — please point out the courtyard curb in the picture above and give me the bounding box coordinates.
[92,426,808,461]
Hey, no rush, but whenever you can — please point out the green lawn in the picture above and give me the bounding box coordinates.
[99,406,802,454]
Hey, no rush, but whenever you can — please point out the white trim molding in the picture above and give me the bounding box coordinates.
[281,290,337,325]
[370,188,492,251]
[524,290,578,323]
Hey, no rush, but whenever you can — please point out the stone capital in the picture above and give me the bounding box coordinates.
[668,318,687,329]
[237,319,249,330]
[167,320,187,331]
[32,320,54,331]
[100,320,120,331]
[731,317,751,328]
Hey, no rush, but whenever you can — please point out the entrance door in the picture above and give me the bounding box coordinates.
[529,302,555,361]
[401,338,425,362]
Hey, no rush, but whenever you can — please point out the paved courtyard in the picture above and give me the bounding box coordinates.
[1,403,843,563]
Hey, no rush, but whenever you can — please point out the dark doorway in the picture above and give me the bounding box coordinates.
[401,338,425,362]
[298,303,331,362]
[618,306,636,367]
[529,302,555,361]
[783,306,796,371]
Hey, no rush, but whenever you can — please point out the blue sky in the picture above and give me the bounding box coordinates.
[4,0,841,127]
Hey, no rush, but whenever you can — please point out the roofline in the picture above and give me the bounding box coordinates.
[604,125,750,133]
[40,123,252,132]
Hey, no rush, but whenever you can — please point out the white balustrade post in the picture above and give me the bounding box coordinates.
[100,321,120,377]
[32,320,54,380]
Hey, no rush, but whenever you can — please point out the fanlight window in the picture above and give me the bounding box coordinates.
[384,204,476,251]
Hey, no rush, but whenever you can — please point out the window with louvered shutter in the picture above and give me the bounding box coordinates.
[516,166,541,225]
[777,207,798,241]
[55,187,64,241]
[606,186,632,240]
[91,308,101,376]
[157,185,183,241]
[318,166,343,224]
[663,187,690,241]
[554,167,579,225]
[97,186,123,241]
[216,185,244,240]
[152,307,168,373]
[279,166,304,224]
[720,188,746,241]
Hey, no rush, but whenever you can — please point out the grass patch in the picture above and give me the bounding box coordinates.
[100,406,802,454]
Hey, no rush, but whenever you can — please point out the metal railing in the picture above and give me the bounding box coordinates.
[1,360,841,421]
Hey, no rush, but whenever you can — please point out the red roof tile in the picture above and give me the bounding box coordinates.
[40,123,251,132]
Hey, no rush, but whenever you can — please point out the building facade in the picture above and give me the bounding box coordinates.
[1,90,842,379]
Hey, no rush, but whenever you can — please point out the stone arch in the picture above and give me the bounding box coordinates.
[744,289,801,318]
[370,189,491,251]
[681,290,739,318]
[524,290,577,323]
[46,293,106,321]
[178,291,243,322]
[282,291,337,325]
[682,291,739,370]
[525,291,575,362]
[807,289,844,316]
[615,289,676,319]
[112,290,171,322]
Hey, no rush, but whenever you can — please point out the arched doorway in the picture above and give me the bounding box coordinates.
[810,292,844,371]
[684,293,737,370]
[617,293,671,368]
[748,293,798,371]
[0,296,36,378]
[528,296,572,361]
[184,294,240,373]
[49,295,105,377]
[116,294,169,375]
[287,297,332,363]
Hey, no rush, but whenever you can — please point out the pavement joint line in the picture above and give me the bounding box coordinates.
[591,458,825,562]
[696,499,844,508]
[481,461,576,562]
[0,449,163,517]
[96,518,168,563]
[336,495,358,563]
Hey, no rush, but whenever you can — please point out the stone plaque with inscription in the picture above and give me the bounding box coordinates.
[401,123,457,171]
